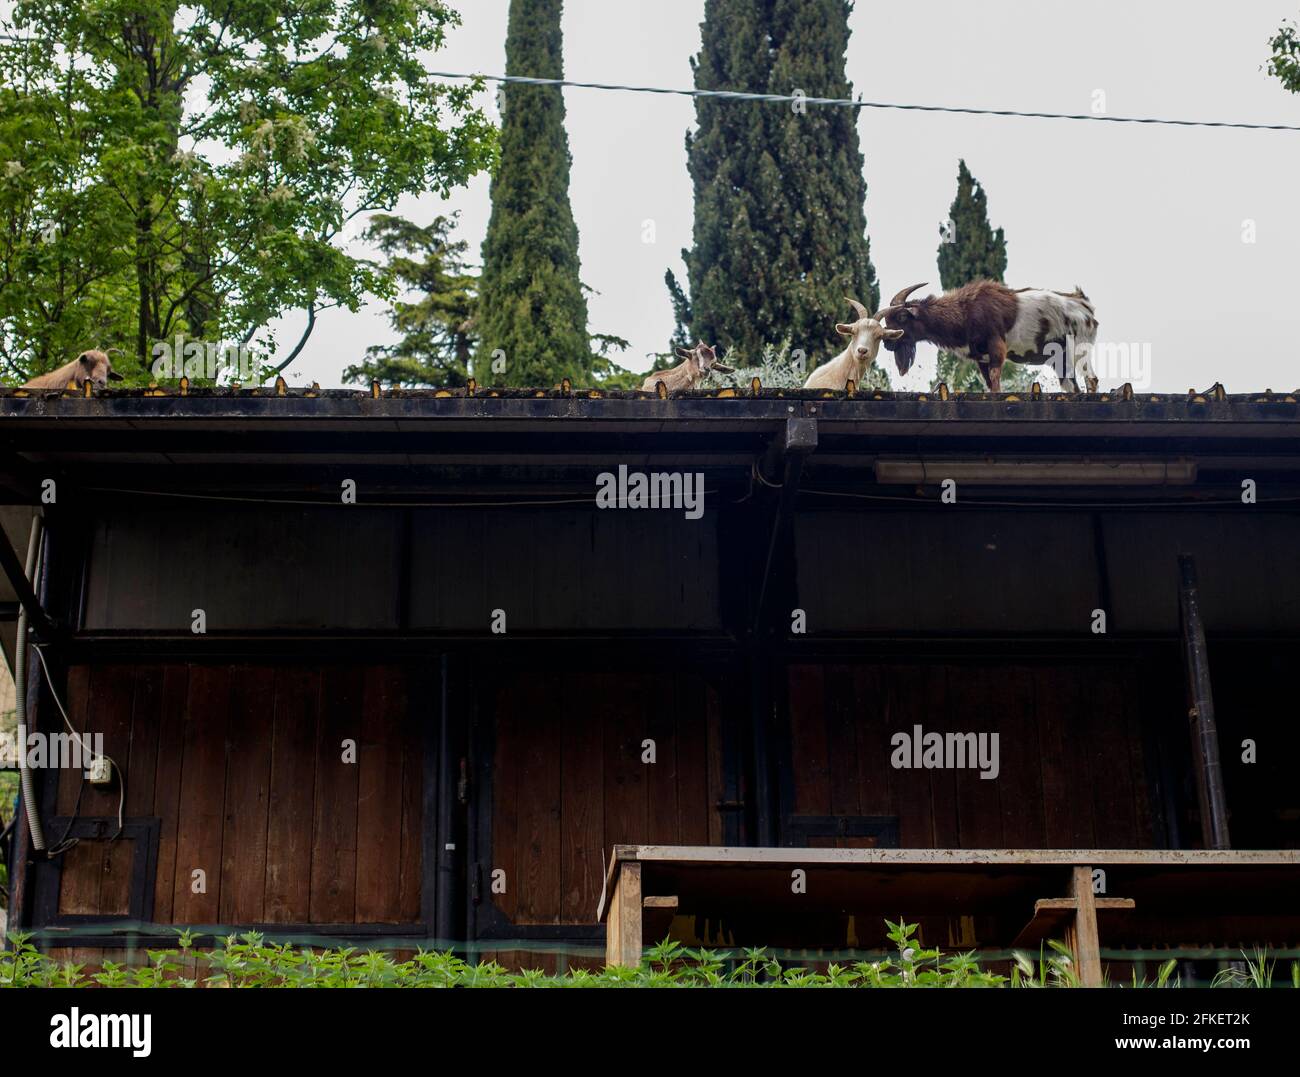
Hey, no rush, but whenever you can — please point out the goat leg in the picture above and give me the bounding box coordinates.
[985,338,1008,393]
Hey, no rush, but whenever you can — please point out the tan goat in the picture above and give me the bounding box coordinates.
[803,298,902,391]
[642,341,731,394]
[23,349,125,390]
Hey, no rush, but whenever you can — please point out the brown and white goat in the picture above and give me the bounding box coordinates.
[642,341,731,394]
[23,349,125,390]
[803,297,902,390]
[876,280,1099,392]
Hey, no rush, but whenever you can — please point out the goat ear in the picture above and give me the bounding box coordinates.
[882,328,904,340]
[78,351,95,366]
[674,347,692,360]
[835,323,854,337]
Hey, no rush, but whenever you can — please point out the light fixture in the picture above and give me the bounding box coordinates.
[872,456,1198,485]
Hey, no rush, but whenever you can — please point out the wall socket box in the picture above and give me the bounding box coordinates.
[87,756,113,785]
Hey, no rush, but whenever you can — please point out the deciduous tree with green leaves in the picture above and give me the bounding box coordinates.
[1267,17,1300,93]
[0,0,495,384]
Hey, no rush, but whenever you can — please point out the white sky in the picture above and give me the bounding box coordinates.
[13,1,1300,391]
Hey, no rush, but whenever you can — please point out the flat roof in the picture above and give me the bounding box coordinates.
[3,386,1299,503]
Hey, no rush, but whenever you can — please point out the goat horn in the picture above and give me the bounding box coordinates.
[888,283,927,307]
[843,296,869,320]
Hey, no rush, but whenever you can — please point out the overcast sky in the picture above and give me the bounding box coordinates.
[54,2,1300,390]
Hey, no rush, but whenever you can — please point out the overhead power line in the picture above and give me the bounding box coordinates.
[429,71,1300,132]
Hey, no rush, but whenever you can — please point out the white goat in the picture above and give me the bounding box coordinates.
[642,341,732,394]
[803,298,902,390]
[23,349,125,390]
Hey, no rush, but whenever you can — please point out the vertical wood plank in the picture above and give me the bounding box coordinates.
[928,667,960,848]
[646,674,680,843]
[951,666,1003,848]
[171,665,230,924]
[55,666,92,816]
[997,667,1046,848]
[825,665,862,817]
[891,666,935,848]
[854,665,893,818]
[264,666,319,923]
[1069,864,1103,987]
[1088,669,1138,847]
[220,665,275,925]
[151,665,190,922]
[676,675,710,846]
[705,682,725,846]
[1037,668,1091,847]
[309,665,362,923]
[606,860,642,968]
[560,677,603,922]
[490,678,520,923]
[787,665,829,815]
[513,676,561,924]
[397,668,423,924]
[356,665,408,922]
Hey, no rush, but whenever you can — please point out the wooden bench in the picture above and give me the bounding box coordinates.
[596,846,1300,985]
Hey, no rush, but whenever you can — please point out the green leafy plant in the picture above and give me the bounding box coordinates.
[3,926,1293,988]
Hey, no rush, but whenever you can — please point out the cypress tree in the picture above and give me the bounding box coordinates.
[933,160,1032,391]
[676,0,878,363]
[476,0,590,386]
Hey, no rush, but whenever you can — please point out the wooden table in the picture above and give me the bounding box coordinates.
[596,846,1300,985]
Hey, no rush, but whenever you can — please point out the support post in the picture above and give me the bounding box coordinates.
[1177,554,1231,850]
[1067,865,1103,987]
[752,418,817,633]
[605,860,643,969]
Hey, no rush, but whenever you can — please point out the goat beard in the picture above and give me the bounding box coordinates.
[885,336,916,375]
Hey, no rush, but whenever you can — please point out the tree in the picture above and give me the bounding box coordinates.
[474,0,590,387]
[1267,17,1300,93]
[343,214,477,387]
[673,0,878,366]
[932,159,1033,392]
[0,1,495,384]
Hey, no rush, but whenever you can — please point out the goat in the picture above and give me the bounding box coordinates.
[22,349,125,391]
[875,280,1099,393]
[803,297,902,390]
[642,341,731,394]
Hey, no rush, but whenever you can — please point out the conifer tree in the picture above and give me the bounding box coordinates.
[343,214,477,387]
[674,0,878,364]
[476,0,590,386]
[933,160,1032,391]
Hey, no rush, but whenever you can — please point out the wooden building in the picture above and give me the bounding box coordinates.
[2,384,1298,981]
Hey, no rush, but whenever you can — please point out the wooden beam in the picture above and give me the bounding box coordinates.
[1067,865,1103,987]
[1178,553,1231,850]
[1012,896,1135,949]
[604,861,643,969]
[604,845,1300,867]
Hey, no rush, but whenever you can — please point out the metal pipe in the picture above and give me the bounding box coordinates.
[16,513,46,851]
[1177,554,1231,849]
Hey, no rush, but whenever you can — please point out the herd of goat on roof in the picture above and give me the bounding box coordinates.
[648,279,1100,395]
[21,279,1099,396]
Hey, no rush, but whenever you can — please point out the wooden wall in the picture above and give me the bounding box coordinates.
[783,661,1165,849]
[485,669,729,928]
[45,662,423,963]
